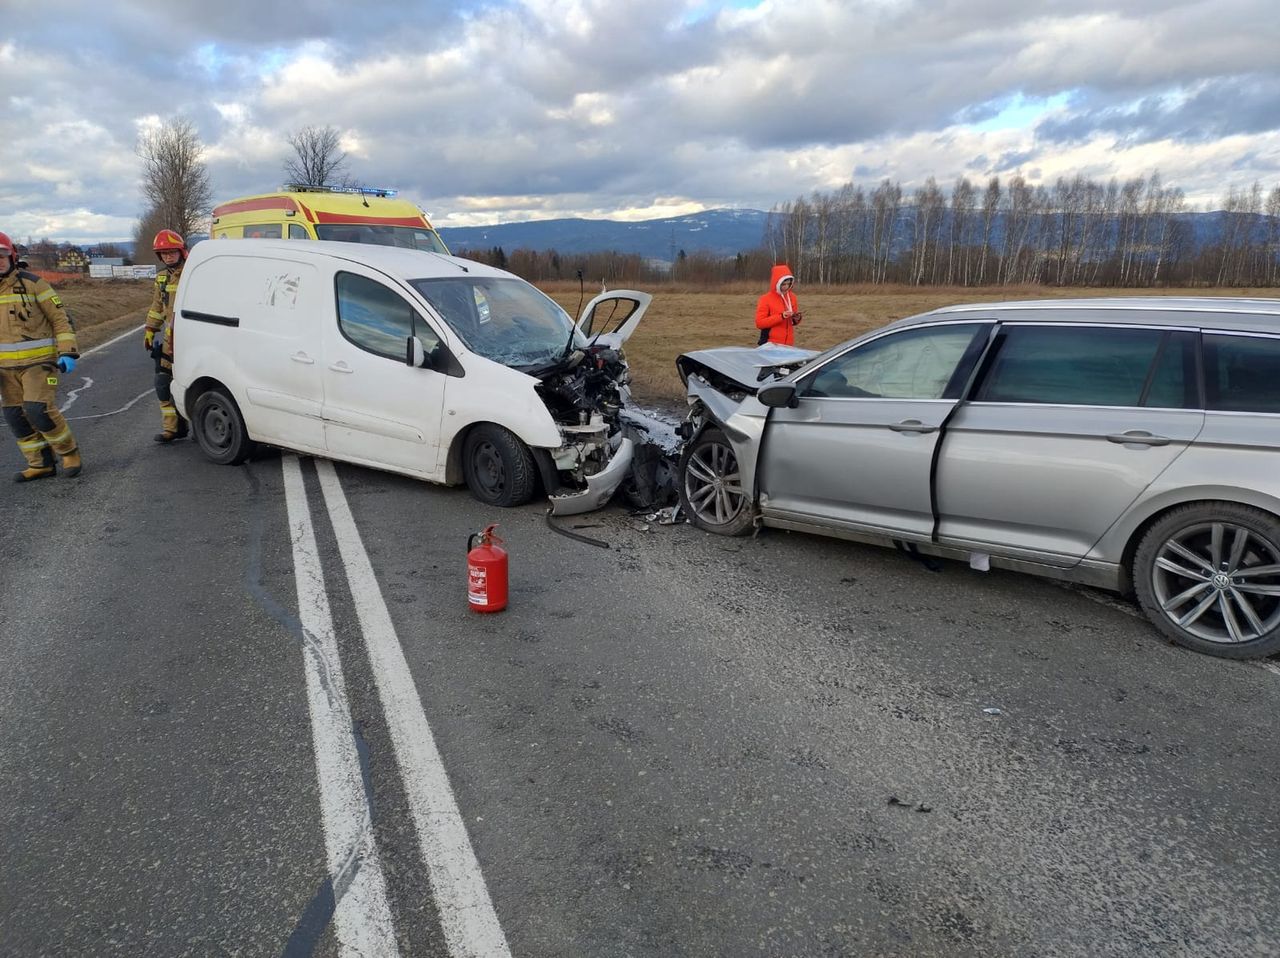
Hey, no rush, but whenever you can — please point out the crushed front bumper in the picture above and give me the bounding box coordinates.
[547,437,635,516]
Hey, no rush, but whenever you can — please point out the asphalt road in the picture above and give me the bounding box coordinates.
[2,329,1278,957]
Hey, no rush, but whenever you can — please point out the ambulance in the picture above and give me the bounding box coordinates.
[209,185,450,253]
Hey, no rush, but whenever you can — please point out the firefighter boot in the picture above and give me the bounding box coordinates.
[154,400,182,442]
[13,432,56,482]
[60,446,82,478]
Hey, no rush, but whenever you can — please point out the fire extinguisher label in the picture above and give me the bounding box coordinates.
[468,565,488,605]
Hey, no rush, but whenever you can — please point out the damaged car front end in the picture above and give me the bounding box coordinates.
[674,344,818,533]
[415,276,660,513]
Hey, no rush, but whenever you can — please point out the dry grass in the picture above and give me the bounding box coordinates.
[544,283,1278,404]
[55,276,1277,403]
[55,279,155,350]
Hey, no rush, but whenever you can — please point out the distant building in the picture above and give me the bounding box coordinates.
[56,247,90,271]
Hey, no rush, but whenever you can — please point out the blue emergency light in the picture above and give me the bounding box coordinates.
[284,183,398,198]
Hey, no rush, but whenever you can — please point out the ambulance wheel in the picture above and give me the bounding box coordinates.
[192,387,255,466]
[463,424,536,507]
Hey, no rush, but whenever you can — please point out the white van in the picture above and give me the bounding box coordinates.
[170,240,651,513]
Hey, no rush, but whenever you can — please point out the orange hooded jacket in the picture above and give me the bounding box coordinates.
[754,264,800,345]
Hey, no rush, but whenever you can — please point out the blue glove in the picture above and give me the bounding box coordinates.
[57,356,77,373]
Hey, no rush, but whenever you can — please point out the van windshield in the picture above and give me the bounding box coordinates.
[315,224,449,254]
[410,277,580,370]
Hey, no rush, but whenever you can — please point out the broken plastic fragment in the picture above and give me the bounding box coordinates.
[982,707,1003,715]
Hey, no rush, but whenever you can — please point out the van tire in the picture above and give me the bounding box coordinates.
[192,387,255,466]
[463,424,536,507]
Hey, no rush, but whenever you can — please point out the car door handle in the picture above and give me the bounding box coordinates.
[888,419,937,434]
[328,361,354,374]
[1106,430,1170,446]
[291,352,315,365]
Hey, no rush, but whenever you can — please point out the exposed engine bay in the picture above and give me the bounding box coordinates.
[533,342,680,515]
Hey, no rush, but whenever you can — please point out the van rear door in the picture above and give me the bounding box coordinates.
[181,251,326,451]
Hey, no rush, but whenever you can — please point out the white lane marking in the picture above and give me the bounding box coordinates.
[79,323,144,358]
[58,377,95,413]
[282,456,400,957]
[1259,661,1280,677]
[66,389,152,421]
[315,459,512,958]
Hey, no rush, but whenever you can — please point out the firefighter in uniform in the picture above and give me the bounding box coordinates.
[145,229,188,442]
[0,231,82,482]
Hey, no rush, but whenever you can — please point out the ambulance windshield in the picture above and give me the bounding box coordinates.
[315,224,449,254]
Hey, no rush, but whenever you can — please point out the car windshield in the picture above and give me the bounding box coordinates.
[315,224,449,254]
[409,277,579,369]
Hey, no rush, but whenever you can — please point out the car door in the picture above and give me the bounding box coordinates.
[321,269,448,477]
[759,322,990,537]
[937,324,1205,564]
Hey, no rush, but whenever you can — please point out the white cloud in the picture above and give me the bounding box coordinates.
[0,0,1277,241]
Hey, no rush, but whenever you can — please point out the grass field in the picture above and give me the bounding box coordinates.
[544,282,1277,404]
[57,276,1277,405]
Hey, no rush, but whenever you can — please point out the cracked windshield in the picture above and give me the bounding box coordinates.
[411,277,576,369]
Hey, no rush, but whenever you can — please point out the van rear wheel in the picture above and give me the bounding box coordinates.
[192,387,255,466]
[463,424,536,507]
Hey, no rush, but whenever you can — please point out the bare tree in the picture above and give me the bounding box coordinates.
[136,118,213,239]
[284,125,351,187]
[132,205,170,262]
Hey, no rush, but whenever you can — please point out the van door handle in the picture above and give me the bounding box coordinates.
[328,361,354,374]
[888,419,937,434]
[1106,430,1170,446]
[291,352,315,365]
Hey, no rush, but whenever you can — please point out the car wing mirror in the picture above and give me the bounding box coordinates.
[407,335,428,368]
[757,382,798,408]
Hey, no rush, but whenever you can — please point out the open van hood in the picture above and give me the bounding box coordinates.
[575,290,652,349]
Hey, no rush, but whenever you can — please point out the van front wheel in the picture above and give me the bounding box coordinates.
[192,387,255,466]
[462,425,536,507]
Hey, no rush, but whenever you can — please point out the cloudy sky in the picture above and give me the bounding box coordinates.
[2,0,1278,242]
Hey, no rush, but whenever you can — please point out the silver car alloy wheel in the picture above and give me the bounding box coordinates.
[684,439,746,526]
[1151,520,1280,645]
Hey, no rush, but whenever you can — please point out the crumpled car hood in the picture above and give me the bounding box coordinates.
[677,344,818,392]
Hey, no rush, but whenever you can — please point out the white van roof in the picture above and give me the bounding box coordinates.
[190,238,508,283]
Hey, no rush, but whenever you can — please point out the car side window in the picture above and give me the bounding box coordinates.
[799,323,987,400]
[1205,334,1280,413]
[335,272,416,361]
[288,223,309,239]
[976,326,1185,407]
[243,223,283,239]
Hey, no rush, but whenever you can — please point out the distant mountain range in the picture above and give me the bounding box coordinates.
[437,209,772,261]
[107,206,1249,265]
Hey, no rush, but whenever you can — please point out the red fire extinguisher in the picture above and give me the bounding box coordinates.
[467,524,508,613]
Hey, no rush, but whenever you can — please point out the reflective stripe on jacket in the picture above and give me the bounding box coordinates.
[145,264,183,363]
[0,271,78,369]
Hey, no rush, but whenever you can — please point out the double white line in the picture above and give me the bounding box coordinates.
[282,456,511,958]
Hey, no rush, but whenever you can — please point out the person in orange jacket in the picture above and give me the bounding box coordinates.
[755,264,801,345]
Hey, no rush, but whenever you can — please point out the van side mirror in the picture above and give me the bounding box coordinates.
[758,382,799,408]
[407,335,427,368]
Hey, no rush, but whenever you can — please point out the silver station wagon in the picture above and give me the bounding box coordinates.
[676,297,1280,660]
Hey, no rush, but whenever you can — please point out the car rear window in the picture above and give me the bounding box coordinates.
[1205,333,1280,413]
[976,325,1196,408]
